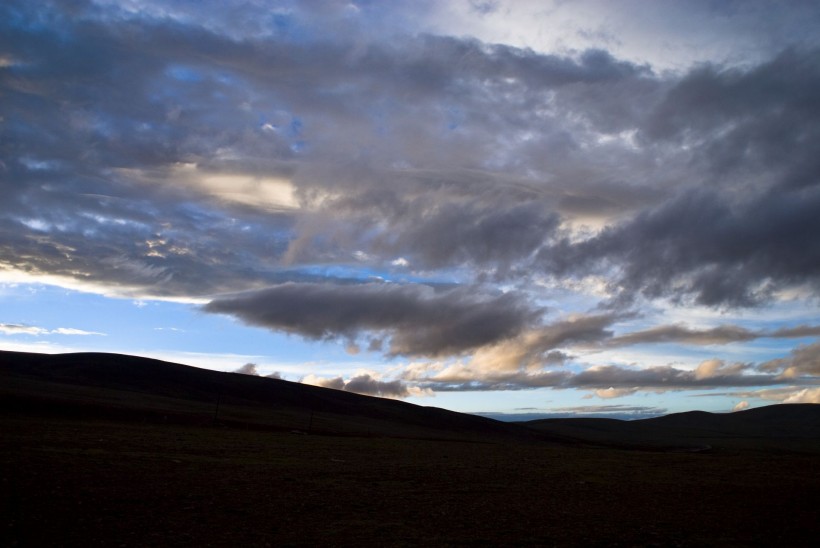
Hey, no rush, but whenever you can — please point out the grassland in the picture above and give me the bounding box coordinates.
[2,351,819,546]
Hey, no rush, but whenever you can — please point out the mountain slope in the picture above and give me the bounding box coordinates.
[522,404,820,451]
[3,349,817,450]
[0,350,532,441]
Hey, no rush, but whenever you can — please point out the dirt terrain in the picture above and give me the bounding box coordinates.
[2,351,819,546]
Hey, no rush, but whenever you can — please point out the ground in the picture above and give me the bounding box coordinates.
[3,415,818,546]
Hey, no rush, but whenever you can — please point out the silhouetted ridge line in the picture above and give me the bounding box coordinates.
[0,350,540,441]
[521,403,820,451]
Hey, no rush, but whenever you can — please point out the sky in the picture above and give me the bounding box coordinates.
[2,0,820,419]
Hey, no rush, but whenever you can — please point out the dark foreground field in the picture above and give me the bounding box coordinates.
[2,351,819,546]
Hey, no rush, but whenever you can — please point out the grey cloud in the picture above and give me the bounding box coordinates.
[0,0,668,296]
[545,404,667,418]
[478,407,666,421]
[0,323,48,335]
[567,364,770,389]
[528,313,624,352]
[607,324,757,346]
[3,0,820,404]
[759,340,820,377]
[542,185,820,307]
[233,363,259,376]
[607,323,820,347]
[646,49,820,190]
[301,373,417,398]
[301,374,345,391]
[538,48,820,307]
[415,361,795,394]
[204,283,543,357]
[343,374,413,399]
[419,370,572,392]
[5,3,820,306]
[0,323,104,336]
[769,325,820,339]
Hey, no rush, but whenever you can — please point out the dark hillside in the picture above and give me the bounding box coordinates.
[523,404,820,451]
[3,350,819,546]
[0,350,530,441]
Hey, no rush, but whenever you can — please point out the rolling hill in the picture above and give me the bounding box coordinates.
[522,403,820,451]
[0,350,532,441]
[3,350,819,546]
[2,349,818,450]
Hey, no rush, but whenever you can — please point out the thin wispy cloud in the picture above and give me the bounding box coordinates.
[0,324,105,337]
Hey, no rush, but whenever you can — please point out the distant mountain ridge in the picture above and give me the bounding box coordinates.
[2,350,818,450]
[523,404,820,451]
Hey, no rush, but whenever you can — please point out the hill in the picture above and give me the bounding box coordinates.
[0,350,531,442]
[2,349,818,449]
[3,350,819,546]
[522,403,820,451]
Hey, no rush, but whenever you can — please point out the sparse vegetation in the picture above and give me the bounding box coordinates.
[2,351,819,546]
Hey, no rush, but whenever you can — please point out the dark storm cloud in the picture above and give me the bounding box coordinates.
[542,185,820,307]
[539,48,820,307]
[3,0,820,405]
[204,283,544,357]
[1,0,670,297]
[646,48,820,190]
[4,1,820,305]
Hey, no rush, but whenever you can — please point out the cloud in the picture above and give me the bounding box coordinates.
[51,328,106,336]
[5,1,819,310]
[300,372,429,399]
[301,374,345,391]
[592,387,639,399]
[0,324,48,336]
[782,388,820,404]
[732,400,750,412]
[545,404,667,418]
[694,359,747,380]
[538,48,820,307]
[728,386,820,405]
[607,324,757,346]
[602,322,820,349]
[0,323,105,336]
[233,363,259,376]
[204,282,543,357]
[759,340,820,377]
[406,356,798,395]
[2,0,820,405]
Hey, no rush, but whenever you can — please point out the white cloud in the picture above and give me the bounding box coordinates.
[593,387,639,399]
[782,388,820,404]
[0,323,49,336]
[694,359,746,380]
[51,328,106,336]
[0,323,105,336]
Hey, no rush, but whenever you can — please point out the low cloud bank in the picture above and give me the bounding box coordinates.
[205,282,543,358]
[301,372,430,399]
